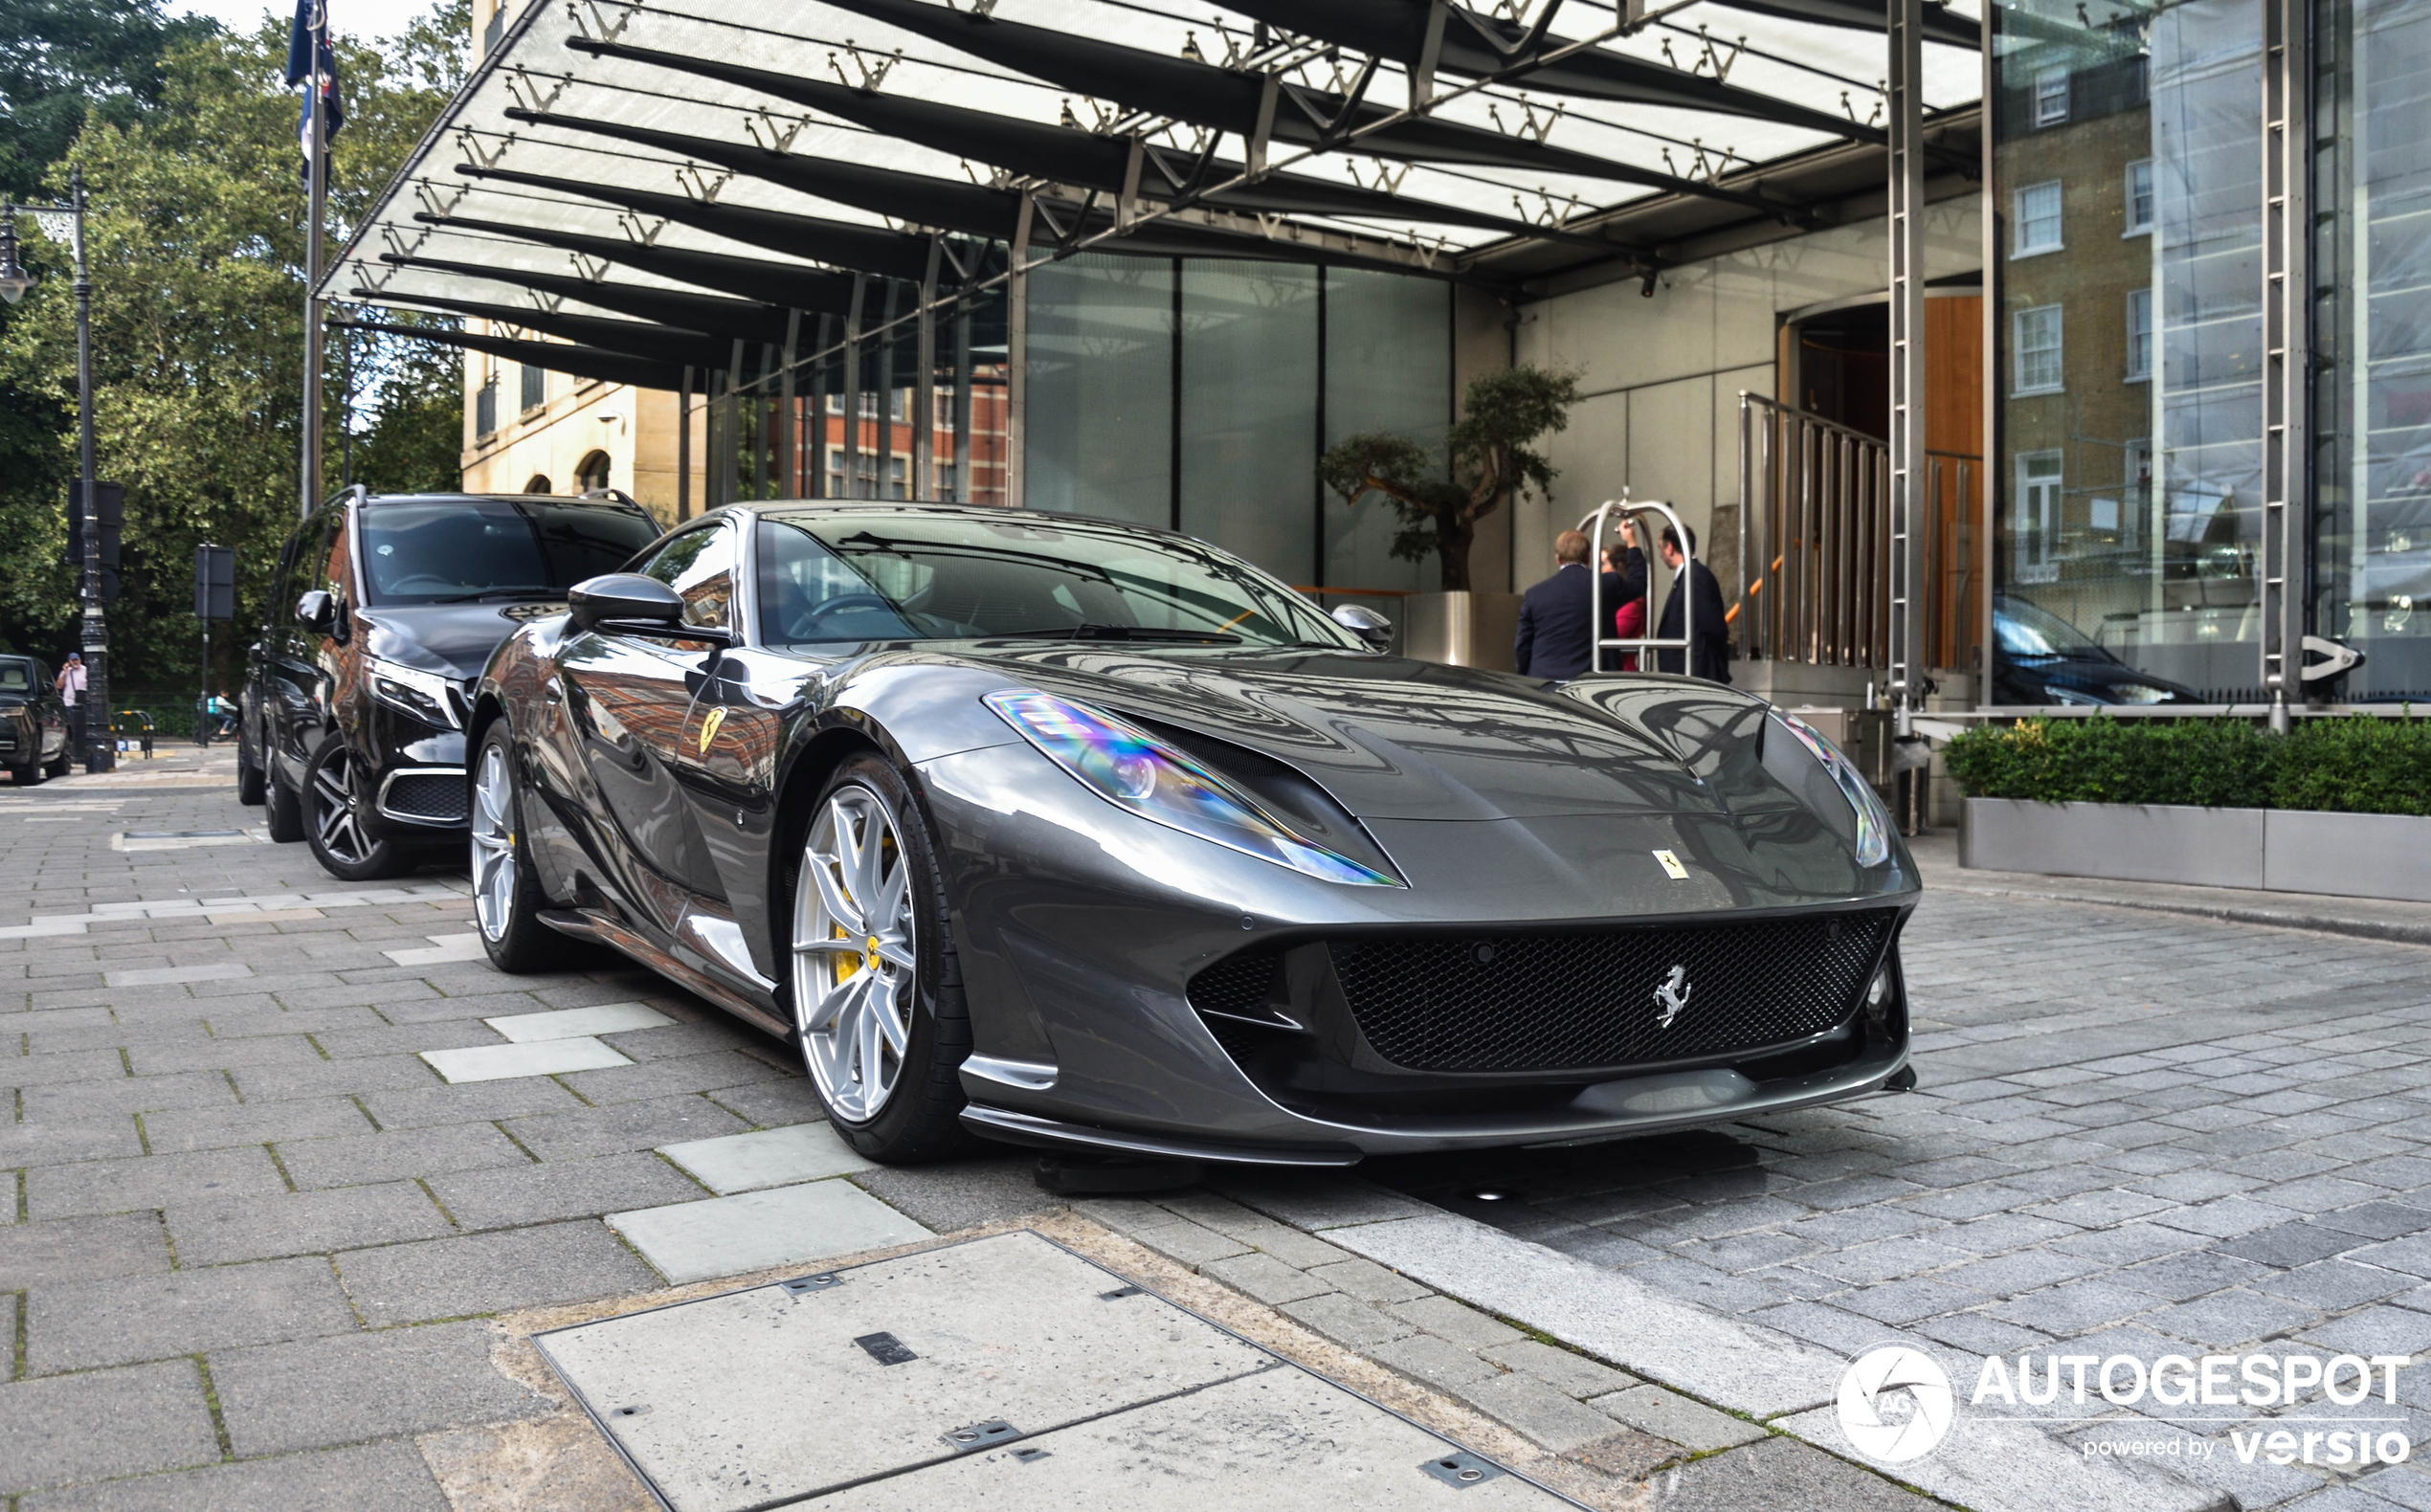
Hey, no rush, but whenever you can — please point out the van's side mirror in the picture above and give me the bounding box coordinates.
[296,591,336,634]
[569,574,733,644]
[1330,603,1393,648]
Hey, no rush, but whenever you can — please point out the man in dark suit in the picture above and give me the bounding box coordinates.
[1654,523,1732,683]
[1513,530,1598,679]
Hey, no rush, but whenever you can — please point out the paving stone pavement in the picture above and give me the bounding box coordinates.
[4,755,2426,1511]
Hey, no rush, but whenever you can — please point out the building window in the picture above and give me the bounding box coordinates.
[2016,451,2063,584]
[476,375,498,438]
[2013,181,2063,256]
[2014,305,2064,394]
[2125,288,2153,382]
[2124,159,2154,234]
[888,456,908,500]
[520,363,545,411]
[2034,66,2069,126]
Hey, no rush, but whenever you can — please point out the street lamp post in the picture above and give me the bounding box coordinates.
[1,168,112,771]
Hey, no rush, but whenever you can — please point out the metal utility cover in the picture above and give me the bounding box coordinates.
[818,1368,1562,1509]
[537,1231,1275,1511]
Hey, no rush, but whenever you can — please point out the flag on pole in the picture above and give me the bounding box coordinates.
[285,0,344,180]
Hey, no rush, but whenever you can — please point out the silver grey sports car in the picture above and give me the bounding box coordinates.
[468,502,1917,1167]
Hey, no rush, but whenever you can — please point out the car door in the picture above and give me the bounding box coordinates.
[553,519,740,932]
[264,510,342,788]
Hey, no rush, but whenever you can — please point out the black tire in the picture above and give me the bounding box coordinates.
[43,744,70,778]
[301,735,413,880]
[785,754,973,1164]
[469,721,581,973]
[9,763,35,787]
[265,762,305,843]
[235,728,266,806]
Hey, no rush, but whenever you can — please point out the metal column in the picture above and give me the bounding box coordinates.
[952,300,972,504]
[777,309,798,498]
[1885,0,1928,730]
[842,277,865,499]
[2260,0,2309,730]
[915,240,940,500]
[1006,197,1034,510]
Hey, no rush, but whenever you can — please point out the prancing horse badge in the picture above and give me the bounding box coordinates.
[697,706,726,755]
[1653,965,1693,1029]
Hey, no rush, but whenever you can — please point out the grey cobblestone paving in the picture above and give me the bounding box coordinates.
[1362,889,2431,1510]
[7,758,2423,1510]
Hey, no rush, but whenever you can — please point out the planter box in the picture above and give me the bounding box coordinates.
[1961,797,2431,903]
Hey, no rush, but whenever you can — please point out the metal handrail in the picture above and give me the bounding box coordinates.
[1580,498,1695,672]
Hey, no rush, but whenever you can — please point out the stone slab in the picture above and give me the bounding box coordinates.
[420,1037,633,1084]
[1327,1212,1843,1419]
[102,963,253,988]
[815,1366,1566,1511]
[656,1122,873,1194]
[485,1002,676,1042]
[606,1178,930,1285]
[536,1230,1273,1512]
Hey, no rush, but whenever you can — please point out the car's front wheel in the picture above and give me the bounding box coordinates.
[470,722,579,973]
[9,760,37,787]
[789,755,971,1164]
[303,736,412,880]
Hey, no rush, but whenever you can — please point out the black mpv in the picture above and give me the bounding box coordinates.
[239,489,664,879]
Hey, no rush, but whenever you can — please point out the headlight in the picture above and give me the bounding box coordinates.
[984,690,1402,887]
[367,656,462,729]
[1777,714,1894,868]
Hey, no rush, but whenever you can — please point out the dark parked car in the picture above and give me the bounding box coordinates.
[239,489,665,879]
[1992,596,2205,706]
[470,503,1917,1168]
[0,656,72,785]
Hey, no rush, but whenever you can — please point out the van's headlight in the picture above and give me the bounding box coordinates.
[1778,714,1894,868]
[985,689,1401,887]
[368,656,461,730]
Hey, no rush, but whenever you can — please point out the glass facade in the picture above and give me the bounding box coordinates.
[1022,253,1451,595]
[2315,0,2431,700]
[1994,0,2431,702]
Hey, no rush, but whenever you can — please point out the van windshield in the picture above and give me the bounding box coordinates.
[360,500,661,606]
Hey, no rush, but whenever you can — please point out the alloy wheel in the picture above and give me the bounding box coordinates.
[792,785,917,1123]
[310,745,376,866]
[470,742,516,942]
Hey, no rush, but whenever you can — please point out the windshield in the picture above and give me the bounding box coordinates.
[359,500,662,607]
[1994,597,2110,660]
[755,509,1360,651]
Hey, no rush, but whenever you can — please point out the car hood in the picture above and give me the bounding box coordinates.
[947,647,1739,823]
[359,601,569,681]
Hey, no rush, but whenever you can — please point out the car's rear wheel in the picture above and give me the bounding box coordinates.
[235,726,266,806]
[303,736,412,880]
[470,723,580,973]
[790,755,971,1163]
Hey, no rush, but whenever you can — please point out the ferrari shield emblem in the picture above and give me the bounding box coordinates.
[697,706,726,755]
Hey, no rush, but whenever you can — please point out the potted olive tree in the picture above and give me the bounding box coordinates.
[1319,365,1582,669]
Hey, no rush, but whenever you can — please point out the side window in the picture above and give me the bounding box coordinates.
[320,508,353,604]
[636,522,739,631]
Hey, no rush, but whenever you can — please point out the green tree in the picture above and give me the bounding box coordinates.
[1318,364,1584,592]
[0,0,217,197]
[0,2,465,697]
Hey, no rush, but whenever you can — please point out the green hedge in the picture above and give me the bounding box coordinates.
[1942,715,2431,816]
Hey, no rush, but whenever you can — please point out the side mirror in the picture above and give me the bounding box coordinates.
[1330,603,1393,648]
[295,590,336,634]
[569,573,733,644]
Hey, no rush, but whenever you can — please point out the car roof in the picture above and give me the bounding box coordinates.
[356,493,651,514]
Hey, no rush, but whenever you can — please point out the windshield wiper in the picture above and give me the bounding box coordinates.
[982,623,1241,644]
[429,588,560,603]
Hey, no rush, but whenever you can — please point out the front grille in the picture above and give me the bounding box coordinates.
[1190,910,1897,1076]
[382,771,467,823]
